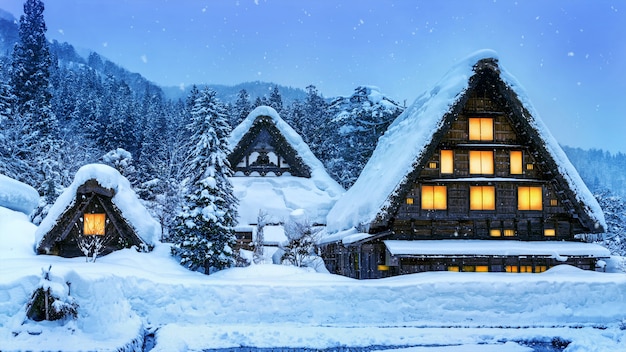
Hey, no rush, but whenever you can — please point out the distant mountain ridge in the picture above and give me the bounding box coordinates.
[162,81,308,105]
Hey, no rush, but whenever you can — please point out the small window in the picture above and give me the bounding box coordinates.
[510,150,523,175]
[469,151,494,174]
[503,229,516,237]
[406,197,414,205]
[535,266,548,273]
[440,150,454,174]
[448,266,460,272]
[83,213,106,236]
[506,265,519,273]
[475,266,489,272]
[544,229,556,237]
[550,199,558,206]
[518,186,543,211]
[468,118,493,141]
[421,185,447,210]
[527,163,534,170]
[428,162,438,169]
[490,229,502,237]
[470,186,495,210]
[520,265,533,273]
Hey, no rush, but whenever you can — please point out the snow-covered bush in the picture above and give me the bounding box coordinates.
[280,209,321,268]
[26,266,77,322]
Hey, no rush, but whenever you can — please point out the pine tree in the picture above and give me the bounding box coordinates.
[171,88,239,274]
[9,0,64,221]
[268,86,283,113]
[229,89,252,127]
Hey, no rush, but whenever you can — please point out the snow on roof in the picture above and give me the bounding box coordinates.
[384,240,611,259]
[229,106,344,225]
[0,173,39,216]
[325,49,605,234]
[34,164,161,247]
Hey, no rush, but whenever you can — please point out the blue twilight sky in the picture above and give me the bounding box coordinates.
[1,0,625,153]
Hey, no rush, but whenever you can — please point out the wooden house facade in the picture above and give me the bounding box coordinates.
[321,52,608,279]
[35,164,160,258]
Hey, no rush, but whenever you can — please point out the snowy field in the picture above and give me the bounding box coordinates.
[1,206,625,352]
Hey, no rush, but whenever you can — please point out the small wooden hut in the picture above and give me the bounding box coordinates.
[321,50,608,279]
[35,164,160,258]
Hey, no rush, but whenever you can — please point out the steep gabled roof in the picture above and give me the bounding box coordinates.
[326,49,605,234]
[228,106,344,225]
[35,164,161,252]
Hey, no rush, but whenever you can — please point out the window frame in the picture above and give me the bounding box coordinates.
[469,150,494,175]
[470,185,496,210]
[83,213,106,236]
[468,117,494,141]
[518,186,543,211]
[421,185,447,210]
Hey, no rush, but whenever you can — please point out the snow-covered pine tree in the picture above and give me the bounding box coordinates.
[228,89,252,128]
[268,86,283,113]
[10,0,64,222]
[170,88,239,274]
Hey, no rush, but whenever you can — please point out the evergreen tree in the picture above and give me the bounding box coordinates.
[9,0,64,221]
[229,89,252,127]
[268,86,283,113]
[171,88,239,274]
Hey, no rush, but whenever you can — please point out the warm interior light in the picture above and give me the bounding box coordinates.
[468,118,493,141]
[476,266,489,272]
[83,213,106,236]
[470,186,495,210]
[510,150,523,174]
[448,266,460,272]
[469,151,494,174]
[544,229,556,237]
[490,229,501,237]
[440,150,454,174]
[406,197,414,205]
[421,185,447,210]
[518,186,543,211]
[506,265,519,273]
[428,162,438,169]
[503,229,515,237]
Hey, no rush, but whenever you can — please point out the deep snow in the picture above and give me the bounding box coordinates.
[1,206,625,351]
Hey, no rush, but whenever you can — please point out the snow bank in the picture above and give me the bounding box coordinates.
[229,106,344,225]
[34,164,161,248]
[1,209,626,351]
[325,49,605,234]
[0,173,39,216]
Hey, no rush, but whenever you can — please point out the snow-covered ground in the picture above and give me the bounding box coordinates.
[1,205,625,351]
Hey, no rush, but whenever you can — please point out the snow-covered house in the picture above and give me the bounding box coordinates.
[35,164,160,258]
[227,106,344,247]
[321,50,609,279]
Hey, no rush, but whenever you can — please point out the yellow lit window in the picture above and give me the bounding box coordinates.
[83,213,106,236]
[406,197,414,205]
[503,229,515,237]
[520,265,533,273]
[470,186,495,210]
[476,266,489,272]
[428,162,437,169]
[421,185,447,210]
[490,229,501,237]
[550,199,558,206]
[469,151,494,174]
[440,150,454,174]
[469,118,493,141]
[535,266,548,273]
[377,265,390,271]
[544,229,556,237]
[448,266,460,272]
[527,163,534,170]
[506,265,519,273]
[518,186,543,211]
[510,150,523,175]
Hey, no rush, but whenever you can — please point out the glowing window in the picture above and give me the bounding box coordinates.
[440,150,454,174]
[550,199,558,206]
[506,265,519,273]
[377,265,390,271]
[421,185,447,210]
[544,229,556,237]
[520,265,533,273]
[503,229,515,237]
[527,163,534,170]
[468,118,493,141]
[83,213,106,236]
[535,266,548,273]
[518,186,543,211]
[469,151,494,174]
[510,150,523,174]
[470,186,495,210]
[428,162,438,169]
[448,266,460,272]
[406,197,414,205]
[490,229,501,237]
[476,266,489,272]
